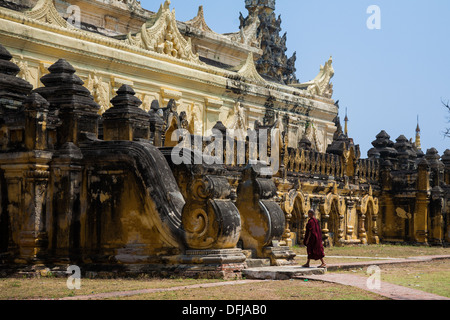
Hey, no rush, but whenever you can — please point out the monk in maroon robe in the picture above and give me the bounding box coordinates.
[302,210,326,268]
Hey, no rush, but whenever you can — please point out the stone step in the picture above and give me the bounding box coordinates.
[245,259,271,268]
[243,266,326,280]
[241,250,253,259]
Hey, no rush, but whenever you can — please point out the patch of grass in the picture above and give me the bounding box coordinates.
[337,260,450,298]
[116,280,387,300]
[292,244,450,259]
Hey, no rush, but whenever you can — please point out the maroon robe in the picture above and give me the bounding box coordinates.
[304,217,325,260]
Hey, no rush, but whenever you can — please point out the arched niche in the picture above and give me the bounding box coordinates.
[320,193,346,247]
[288,190,310,246]
[358,194,380,244]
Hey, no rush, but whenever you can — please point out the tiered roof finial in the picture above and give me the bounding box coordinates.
[415,115,422,150]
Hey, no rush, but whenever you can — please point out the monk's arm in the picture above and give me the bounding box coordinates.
[305,221,312,245]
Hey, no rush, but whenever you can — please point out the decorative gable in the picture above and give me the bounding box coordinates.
[294,56,334,98]
[224,15,261,48]
[185,6,214,33]
[125,0,200,64]
[25,0,68,28]
[237,52,266,84]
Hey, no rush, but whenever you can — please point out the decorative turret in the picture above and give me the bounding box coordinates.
[425,148,444,188]
[240,0,298,85]
[102,84,150,141]
[368,130,398,161]
[0,44,33,110]
[34,59,100,146]
[393,135,417,170]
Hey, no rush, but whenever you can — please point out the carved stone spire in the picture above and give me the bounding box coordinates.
[241,0,298,85]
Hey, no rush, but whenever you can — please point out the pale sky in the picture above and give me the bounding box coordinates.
[141,0,450,157]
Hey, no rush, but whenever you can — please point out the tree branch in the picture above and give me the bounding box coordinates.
[443,98,450,138]
[442,98,450,111]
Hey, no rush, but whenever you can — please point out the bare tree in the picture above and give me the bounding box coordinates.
[443,99,450,138]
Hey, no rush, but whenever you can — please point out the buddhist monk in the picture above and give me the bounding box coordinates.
[302,209,326,268]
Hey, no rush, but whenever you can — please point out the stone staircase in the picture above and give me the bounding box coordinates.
[242,249,326,280]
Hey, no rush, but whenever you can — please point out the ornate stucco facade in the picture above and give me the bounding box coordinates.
[0,0,337,150]
[0,0,448,278]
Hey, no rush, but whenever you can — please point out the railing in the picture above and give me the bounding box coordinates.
[183,132,380,183]
[283,147,343,179]
[358,158,380,182]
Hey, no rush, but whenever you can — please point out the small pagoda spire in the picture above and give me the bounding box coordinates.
[344,107,349,136]
[415,115,422,150]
